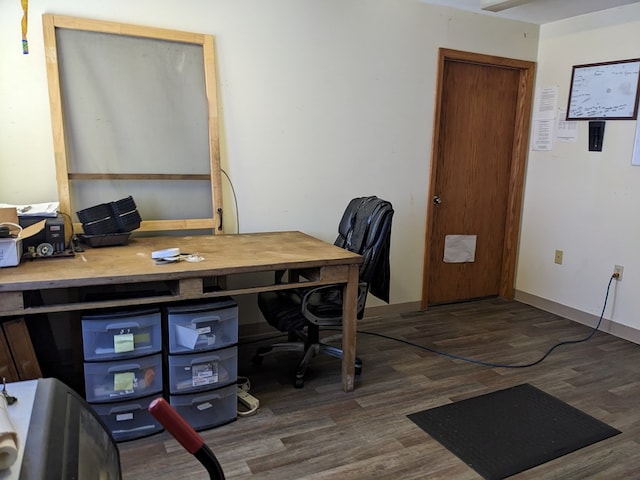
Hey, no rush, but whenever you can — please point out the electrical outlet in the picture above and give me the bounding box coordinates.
[613,264,624,281]
[554,250,563,265]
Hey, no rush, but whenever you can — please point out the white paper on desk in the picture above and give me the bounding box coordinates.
[443,235,477,263]
[0,203,59,217]
[0,396,18,470]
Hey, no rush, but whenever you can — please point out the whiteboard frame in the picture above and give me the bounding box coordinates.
[566,58,640,121]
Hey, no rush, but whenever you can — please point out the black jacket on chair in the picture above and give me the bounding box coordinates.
[258,196,393,332]
[334,196,392,303]
[255,196,394,387]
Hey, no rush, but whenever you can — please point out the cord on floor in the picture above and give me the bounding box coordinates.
[354,274,617,369]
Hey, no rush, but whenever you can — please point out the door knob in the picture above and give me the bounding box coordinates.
[433,195,442,205]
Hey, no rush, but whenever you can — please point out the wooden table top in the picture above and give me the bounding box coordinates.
[0,231,362,292]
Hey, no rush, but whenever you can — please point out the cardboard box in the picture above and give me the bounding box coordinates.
[0,208,46,268]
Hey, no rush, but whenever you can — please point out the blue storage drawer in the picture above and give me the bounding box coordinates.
[167,346,237,394]
[82,308,162,361]
[166,298,238,354]
[91,394,163,442]
[84,353,163,403]
[169,384,236,431]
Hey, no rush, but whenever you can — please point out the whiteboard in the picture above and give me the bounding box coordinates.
[566,59,640,120]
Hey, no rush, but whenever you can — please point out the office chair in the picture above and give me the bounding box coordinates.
[254,196,393,388]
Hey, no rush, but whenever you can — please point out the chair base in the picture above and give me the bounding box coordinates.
[253,335,362,388]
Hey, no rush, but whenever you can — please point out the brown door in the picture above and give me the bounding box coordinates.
[422,49,535,307]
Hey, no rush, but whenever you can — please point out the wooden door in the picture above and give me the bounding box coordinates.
[422,49,535,307]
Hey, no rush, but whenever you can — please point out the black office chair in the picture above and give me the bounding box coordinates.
[254,196,394,388]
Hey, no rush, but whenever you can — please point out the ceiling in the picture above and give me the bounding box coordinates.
[419,0,640,25]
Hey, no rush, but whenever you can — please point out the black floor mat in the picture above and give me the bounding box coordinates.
[408,383,620,479]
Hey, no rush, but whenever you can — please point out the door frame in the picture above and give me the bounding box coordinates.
[421,48,536,310]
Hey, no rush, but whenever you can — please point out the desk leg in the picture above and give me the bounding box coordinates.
[2,318,42,380]
[341,264,359,392]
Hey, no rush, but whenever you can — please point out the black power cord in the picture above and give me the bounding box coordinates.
[355,274,617,369]
[239,275,617,370]
[221,168,240,234]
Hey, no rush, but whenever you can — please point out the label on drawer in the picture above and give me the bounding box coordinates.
[114,372,135,392]
[114,333,135,353]
[196,326,211,335]
[192,362,218,387]
[116,413,134,421]
[197,402,213,411]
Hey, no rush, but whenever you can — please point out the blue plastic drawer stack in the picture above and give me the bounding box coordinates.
[165,297,238,431]
[81,308,164,441]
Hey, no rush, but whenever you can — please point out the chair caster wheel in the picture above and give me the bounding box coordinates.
[294,378,304,389]
[355,357,363,376]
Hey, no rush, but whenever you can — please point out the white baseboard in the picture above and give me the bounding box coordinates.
[514,290,640,346]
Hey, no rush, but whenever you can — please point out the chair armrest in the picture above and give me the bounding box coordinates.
[299,282,368,326]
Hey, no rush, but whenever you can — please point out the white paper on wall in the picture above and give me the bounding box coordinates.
[534,85,559,121]
[557,109,578,143]
[632,120,640,166]
[443,234,477,263]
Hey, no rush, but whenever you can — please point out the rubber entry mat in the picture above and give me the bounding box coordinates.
[407,383,620,479]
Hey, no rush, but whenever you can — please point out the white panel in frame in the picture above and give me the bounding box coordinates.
[42,15,223,234]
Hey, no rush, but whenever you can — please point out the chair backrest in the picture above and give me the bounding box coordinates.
[334,196,394,301]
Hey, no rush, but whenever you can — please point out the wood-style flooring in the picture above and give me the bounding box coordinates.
[118,298,640,479]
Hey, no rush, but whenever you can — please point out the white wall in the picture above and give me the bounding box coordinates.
[0,0,538,313]
[517,4,640,333]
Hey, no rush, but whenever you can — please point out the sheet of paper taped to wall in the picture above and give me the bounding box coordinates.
[443,234,477,263]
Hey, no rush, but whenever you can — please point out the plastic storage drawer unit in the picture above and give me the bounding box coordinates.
[91,394,163,442]
[167,346,237,394]
[84,353,163,403]
[168,384,236,431]
[82,308,162,361]
[166,298,238,353]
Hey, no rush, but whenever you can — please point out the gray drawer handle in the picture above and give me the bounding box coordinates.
[108,363,141,373]
[194,393,221,404]
[109,404,142,414]
[191,356,219,366]
[106,322,141,331]
[191,315,221,325]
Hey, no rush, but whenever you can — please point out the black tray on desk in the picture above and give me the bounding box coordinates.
[78,233,131,248]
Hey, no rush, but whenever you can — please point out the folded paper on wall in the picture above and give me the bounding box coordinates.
[444,234,477,263]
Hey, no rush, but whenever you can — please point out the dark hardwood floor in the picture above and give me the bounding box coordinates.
[118,298,640,479]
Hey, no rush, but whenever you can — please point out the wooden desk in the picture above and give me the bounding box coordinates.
[0,231,362,392]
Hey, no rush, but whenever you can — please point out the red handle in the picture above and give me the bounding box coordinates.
[148,397,204,454]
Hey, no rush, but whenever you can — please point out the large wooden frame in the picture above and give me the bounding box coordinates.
[42,15,223,233]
